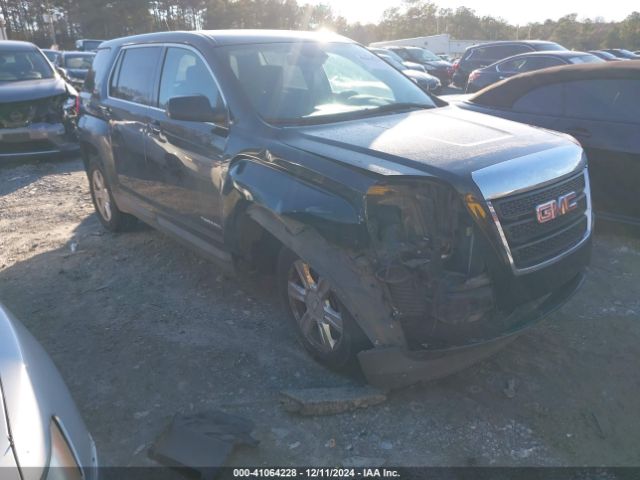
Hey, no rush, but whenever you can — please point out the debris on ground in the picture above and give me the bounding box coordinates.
[149,411,258,478]
[280,385,387,416]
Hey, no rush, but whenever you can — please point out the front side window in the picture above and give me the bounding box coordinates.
[110,46,162,106]
[568,55,603,64]
[221,42,435,124]
[158,47,221,110]
[0,49,53,82]
[512,84,564,116]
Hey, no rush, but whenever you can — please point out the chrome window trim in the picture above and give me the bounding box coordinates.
[106,42,230,126]
[485,168,592,275]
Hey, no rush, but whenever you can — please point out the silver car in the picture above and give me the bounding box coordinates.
[0,303,98,479]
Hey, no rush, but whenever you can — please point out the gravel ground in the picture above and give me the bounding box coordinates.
[1,157,639,468]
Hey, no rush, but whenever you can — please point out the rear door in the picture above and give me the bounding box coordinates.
[106,45,163,197]
[144,45,229,240]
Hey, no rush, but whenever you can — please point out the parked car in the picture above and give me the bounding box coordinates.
[452,40,567,88]
[41,48,61,64]
[369,48,441,92]
[466,51,604,93]
[457,62,640,226]
[601,48,640,60]
[0,303,98,478]
[386,46,452,85]
[0,40,79,160]
[54,51,96,88]
[589,50,627,61]
[78,30,591,388]
[368,47,426,72]
[75,39,104,52]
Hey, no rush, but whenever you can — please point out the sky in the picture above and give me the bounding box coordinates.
[302,0,637,26]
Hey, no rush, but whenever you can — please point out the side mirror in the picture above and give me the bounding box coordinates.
[166,95,227,125]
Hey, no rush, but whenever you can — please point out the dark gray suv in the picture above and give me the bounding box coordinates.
[78,30,591,388]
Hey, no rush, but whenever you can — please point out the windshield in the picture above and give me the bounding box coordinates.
[221,42,435,125]
[80,40,103,51]
[0,49,54,82]
[64,53,95,69]
[409,48,441,62]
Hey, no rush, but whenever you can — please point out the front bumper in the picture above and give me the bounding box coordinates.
[358,270,585,389]
[0,122,79,159]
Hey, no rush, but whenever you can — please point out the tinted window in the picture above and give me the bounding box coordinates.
[158,47,221,110]
[564,79,640,124]
[512,84,563,116]
[471,44,531,61]
[110,47,162,106]
[84,48,111,94]
[568,55,603,64]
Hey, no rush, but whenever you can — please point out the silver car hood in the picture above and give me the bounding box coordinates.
[0,304,97,479]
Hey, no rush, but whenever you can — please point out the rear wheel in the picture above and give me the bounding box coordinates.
[88,162,136,232]
[277,247,369,370]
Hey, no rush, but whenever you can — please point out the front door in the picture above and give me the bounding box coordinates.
[144,46,229,239]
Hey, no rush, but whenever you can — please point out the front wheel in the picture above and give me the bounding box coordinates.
[277,247,370,370]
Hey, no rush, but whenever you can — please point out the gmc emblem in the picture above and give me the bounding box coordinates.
[536,192,578,224]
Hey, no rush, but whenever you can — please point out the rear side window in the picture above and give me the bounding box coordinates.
[158,47,221,110]
[564,79,640,124]
[512,84,563,116]
[110,46,162,106]
[84,48,111,95]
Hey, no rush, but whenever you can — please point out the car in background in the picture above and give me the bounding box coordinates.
[368,47,426,72]
[466,51,604,93]
[601,48,640,60]
[589,50,627,61]
[457,62,640,226]
[369,48,441,92]
[0,40,79,160]
[75,39,104,52]
[452,40,567,88]
[54,51,96,88]
[0,303,98,478]
[41,48,61,64]
[386,46,452,85]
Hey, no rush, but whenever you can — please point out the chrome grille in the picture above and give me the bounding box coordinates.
[490,170,591,271]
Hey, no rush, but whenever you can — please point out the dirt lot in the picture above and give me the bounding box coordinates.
[1,157,639,468]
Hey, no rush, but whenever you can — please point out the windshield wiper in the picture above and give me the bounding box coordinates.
[366,102,433,114]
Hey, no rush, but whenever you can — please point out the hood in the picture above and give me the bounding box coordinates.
[0,77,70,103]
[281,106,577,186]
[0,304,97,478]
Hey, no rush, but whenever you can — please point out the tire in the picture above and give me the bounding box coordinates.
[88,161,137,232]
[277,247,370,370]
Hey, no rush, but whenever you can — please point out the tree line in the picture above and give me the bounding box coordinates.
[1,0,639,51]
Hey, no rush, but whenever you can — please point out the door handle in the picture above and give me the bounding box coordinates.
[148,121,167,142]
[567,127,592,139]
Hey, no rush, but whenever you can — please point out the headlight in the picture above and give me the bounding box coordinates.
[46,418,82,480]
[365,182,460,264]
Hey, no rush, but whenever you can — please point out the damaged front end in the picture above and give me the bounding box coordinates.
[0,91,79,158]
[359,178,587,388]
[365,181,496,349]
